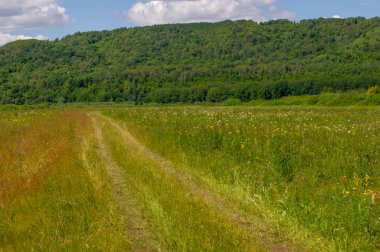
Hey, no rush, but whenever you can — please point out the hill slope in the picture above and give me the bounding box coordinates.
[0,17,379,104]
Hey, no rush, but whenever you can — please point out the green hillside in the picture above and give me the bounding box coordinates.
[0,17,379,104]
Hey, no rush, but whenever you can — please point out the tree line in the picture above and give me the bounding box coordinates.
[0,17,379,104]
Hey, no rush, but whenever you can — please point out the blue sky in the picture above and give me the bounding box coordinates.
[0,0,379,45]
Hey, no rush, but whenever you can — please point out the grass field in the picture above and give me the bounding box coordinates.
[1,107,379,251]
[0,109,129,250]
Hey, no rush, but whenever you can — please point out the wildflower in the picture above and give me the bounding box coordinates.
[353,173,360,187]
[363,189,373,196]
[365,174,370,183]
[342,189,350,198]
[372,192,380,204]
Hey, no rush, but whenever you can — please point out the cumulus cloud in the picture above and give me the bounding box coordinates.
[332,14,342,19]
[0,32,48,46]
[126,0,295,26]
[0,0,70,32]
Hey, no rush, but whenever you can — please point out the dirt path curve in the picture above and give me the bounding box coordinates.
[94,112,299,252]
[91,114,159,252]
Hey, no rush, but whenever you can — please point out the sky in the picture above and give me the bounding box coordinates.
[0,0,379,45]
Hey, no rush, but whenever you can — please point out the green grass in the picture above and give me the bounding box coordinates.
[0,110,128,251]
[247,91,380,106]
[1,106,379,251]
[100,119,264,251]
[104,106,380,251]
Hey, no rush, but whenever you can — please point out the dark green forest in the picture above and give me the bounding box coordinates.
[0,17,379,104]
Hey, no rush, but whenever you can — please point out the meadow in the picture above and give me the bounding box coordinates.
[0,109,128,250]
[104,107,380,251]
[1,106,379,251]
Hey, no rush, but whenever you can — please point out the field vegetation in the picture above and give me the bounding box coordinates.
[246,89,380,106]
[0,109,128,250]
[104,106,380,251]
[1,106,379,251]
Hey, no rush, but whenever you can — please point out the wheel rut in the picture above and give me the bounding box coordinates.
[91,115,159,252]
[94,112,300,252]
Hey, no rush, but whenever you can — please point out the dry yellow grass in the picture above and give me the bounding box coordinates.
[0,109,128,251]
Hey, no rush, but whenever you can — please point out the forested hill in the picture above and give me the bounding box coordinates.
[1,17,380,104]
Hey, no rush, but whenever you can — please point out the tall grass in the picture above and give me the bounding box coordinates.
[2,106,378,250]
[104,107,380,251]
[0,109,128,251]
[100,120,264,251]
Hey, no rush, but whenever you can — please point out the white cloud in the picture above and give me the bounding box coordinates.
[0,32,48,46]
[332,14,342,19]
[126,0,295,26]
[0,0,69,32]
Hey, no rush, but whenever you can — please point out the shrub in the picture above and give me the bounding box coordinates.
[222,98,243,106]
[368,85,380,94]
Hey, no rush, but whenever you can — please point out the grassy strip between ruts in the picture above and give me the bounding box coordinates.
[99,116,267,251]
